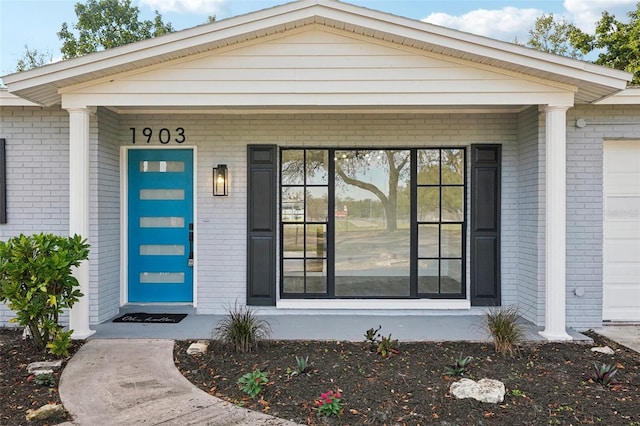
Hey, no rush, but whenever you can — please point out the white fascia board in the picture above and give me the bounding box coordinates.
[0,89,41,106]
[594,87,640,105]
[61,91,575,109]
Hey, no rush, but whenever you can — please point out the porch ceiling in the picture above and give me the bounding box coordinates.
[2,0,631,107]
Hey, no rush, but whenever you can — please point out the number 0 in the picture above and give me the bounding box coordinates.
[159,128,170,144]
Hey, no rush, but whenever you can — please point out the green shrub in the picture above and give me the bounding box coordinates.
[484,306,523,356]
[237,369,268,397]
[589,362,618,387]
[0,233,89,355]
[34,373,56,387]
[288,355,312,377]
[445,353,473,376]
[376,334,399,357]
[213,303,271,353]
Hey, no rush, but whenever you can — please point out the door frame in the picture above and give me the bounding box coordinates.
[120,145,198,306]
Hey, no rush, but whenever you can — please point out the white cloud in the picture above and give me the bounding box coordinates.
[423,7,543,43]
[139,0,227,14]
[563,0,636,32]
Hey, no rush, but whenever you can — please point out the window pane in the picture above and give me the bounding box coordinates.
[140,217,184,228]
[282,187,304,221]
[441,149,464,185]
[306,259,327,293]
[306,224,326,258]
[417,149,440,185]
[417,187,439,221]
[140,272,184,284]
[441,259,463,293]
[335,274,410,297]
[418,259,439,293]
[442,187,464,222]
[418,224,439,258]
[140,189,184,200]
[335,149,411,297]
[441,224,462,258]
[282,150,304,185]
[283,259,304,293]
[283,224,305,258]
[307,150,328,185]
[140,245,185,256]
[306,187,328,222]
[139,161,184,172]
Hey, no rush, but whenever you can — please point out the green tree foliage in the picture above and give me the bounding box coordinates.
[58,0,174,59]
[16,45,52,72]
[571,3,640,84]
[0,233,90,355]
[525,14,584,59]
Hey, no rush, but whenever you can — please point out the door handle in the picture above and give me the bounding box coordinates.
[188,223,194,267]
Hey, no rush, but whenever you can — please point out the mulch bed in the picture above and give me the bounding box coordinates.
[174,331,640,425]
[0,328,83,426]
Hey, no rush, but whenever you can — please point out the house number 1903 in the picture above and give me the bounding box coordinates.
[130,127,186,144]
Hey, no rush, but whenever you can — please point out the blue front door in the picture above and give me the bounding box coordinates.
[128,149,194,303]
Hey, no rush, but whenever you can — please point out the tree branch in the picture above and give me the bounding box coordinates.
[335,164,388,204]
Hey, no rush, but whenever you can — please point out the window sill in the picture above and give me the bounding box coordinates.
[276,299,471,310]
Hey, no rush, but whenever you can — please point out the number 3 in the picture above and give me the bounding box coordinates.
[175,127,186,143]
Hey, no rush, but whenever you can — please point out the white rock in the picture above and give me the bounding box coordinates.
[450,378,505,404]
[27,360,63,374]
[26,403,66,421]
[187,340,209,355]
[591,346,615,355]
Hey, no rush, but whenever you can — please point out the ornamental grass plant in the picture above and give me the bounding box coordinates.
[212,303,271,353]
[484,306,523,356]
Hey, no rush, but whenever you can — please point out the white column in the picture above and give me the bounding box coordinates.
[540,105,572,341]
[67,108,95,339]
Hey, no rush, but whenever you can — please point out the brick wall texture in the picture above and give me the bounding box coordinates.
[1,105,639,329]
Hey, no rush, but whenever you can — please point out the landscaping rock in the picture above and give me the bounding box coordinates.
[27,360,63,375]
[450,378,505,403]
[187,340,209,355]
[25,403,65,421]
[591,346,615,355]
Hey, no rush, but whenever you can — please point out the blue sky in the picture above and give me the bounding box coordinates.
[0,0,637,77]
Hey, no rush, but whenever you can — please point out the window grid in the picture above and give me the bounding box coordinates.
[416,148,466,298]
[280,147,466,299]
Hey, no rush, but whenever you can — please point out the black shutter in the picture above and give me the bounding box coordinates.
[470,144,501,306]
[0,139,6,224]
[247,145,277,305]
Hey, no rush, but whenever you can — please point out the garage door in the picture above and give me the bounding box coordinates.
[603,140,640,321]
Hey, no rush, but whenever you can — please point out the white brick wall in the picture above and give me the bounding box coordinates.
[5,105,636,329]
[566,105,640,330]
[89,108,121,323]
[119,113,520,315]
[0,106,70,325]
[516,107,546,325]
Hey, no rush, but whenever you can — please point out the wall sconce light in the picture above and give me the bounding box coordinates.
[213,164,228,196]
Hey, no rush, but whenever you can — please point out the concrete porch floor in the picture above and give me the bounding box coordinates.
[90,308,591,342]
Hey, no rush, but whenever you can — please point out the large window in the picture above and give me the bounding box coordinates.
[280,148,466,299]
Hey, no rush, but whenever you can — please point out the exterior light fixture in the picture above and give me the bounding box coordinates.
[213,164,228,196]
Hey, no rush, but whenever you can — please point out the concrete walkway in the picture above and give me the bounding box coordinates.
[593,325,640,353]
[59,339,298,426]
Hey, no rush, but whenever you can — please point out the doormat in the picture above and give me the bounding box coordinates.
[112,312,187,324]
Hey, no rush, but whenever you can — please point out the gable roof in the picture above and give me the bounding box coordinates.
[2,0,632,107]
